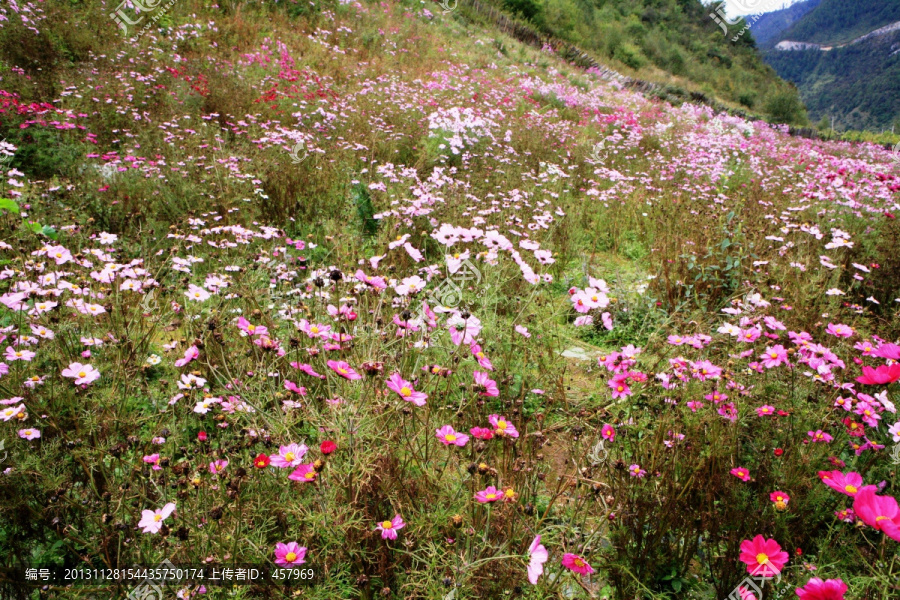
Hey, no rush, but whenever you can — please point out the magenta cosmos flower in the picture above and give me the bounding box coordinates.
[527,536,548,585]
[795,577,848,600]
[853,486,900,541]
[274,542,307,567]
[436,425,469,447]
[600,424,616,442]
[738,535,789,578]
[288,464,318,483]
[138,502,176,534]
[61,362,100,385]
[488,414,519,438]
[561,553,594,575]
[376,515,405,540]
[209,459,228,474]
[327,360,362,380]
[760,345,789,369]
[386,372,427,406]
[731,467,751,482]
[475,486,503,503]
[818,470,864,497]
[470,344,493,370]
[473,370,499,396]
[629,464,646,478]
[770,491,790,511]
[270,443,308,468]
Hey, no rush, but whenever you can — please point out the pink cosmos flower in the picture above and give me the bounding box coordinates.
[629,464,646,478]
[327,360,362,380]
[18,428,40,440]
[825,323,853,338]
[174,345,199,367]
[470,344,493,370]
[209,459,228,475]
[561,553,594,575]
[376,514,405,540]
[138,502,176,534]
[475,486,503,503]
[738,535,789,578]
[731,467,751,481]
[436,425,469,447]
[474,371,499,396]
[270,443,308,468]
[470,427,493,440]
[760,345,789,369]
[737,586,758,600]
[853,486,900,541]
[236,316,268,336]
[488,414,519,438]
[386,372,428,406]
[756,405,776,417]
[835,508,855,522]
[856,364,900,385]
[288,464,318,482]
[600,424,616,442]
[808,430,833,443]
[795,577,848,600]
[527,535,548,585]
[291,362,325,378]
[142,454,162,471]
[515,325,531,338]
[284,380,307,396]
[61,362,100,385]
[447,313,482,346]
[274,542,307,567]
[770,491,790,510]
[5,347,35,362]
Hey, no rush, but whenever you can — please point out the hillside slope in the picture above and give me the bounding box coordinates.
[750,0,821,48]
[758,0,900,130]
[0,1,898,599]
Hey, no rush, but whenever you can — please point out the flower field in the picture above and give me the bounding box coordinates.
[0,0,899,598]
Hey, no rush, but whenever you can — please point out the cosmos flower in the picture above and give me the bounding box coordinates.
[527,535,548,585]
[288,464,318,483]
[731,467,751,482]
[274,542,307,567]
[435,425,469,447]
[138,502,176,534]
[738,535,788,578]
[475,486,503,503]
[770,491,790,511]
[327,360,362,380]
[853,486,900,541]
[386,372,428,406]
[474,371,499,396]
[18,428,40,440]
[795,577,848,600]
[561,553,594,575]
[376,515,405,540]
[488,414,519,438]
[270,443,308,468]
[600,424,616,442]
[209,460,228,474]
[61,363,100,385]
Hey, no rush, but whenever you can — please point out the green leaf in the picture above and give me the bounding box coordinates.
[0,198,19,214]
[40,225,58,240]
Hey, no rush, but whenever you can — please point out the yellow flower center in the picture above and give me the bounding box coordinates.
[846,485,857,494]
[485,493,497,500]
[304,472,315,479]
[876,515,889,523]
[574,558,585,567]
[400,387,412,397]
[78,371,87,378]
[756,553,769,565]
[285,452,295,462]
[496,420,507,430]
[445,434,457,442]
[248,325,255,332]
[504,488,515,498]
[338,368,347,374]
[154,514,162,522]
[382,521,393,529]
[285,552,297,562]
[310,326,319,333]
